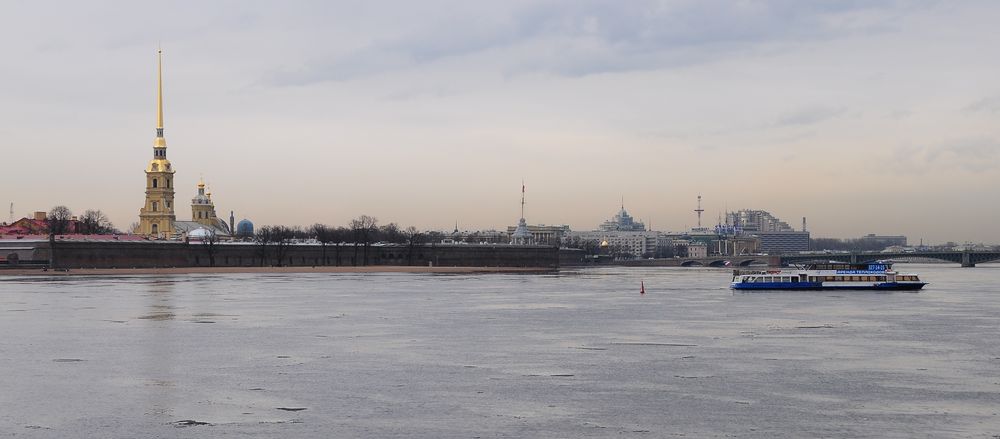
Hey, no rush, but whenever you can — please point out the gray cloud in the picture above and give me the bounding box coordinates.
[776,106,846,126]
[892,137,1000,173]
[963,95,1000,114]
[266,0,914,85]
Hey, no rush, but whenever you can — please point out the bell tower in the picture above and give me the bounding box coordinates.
[191,178,217,227]
[138,49,176,238]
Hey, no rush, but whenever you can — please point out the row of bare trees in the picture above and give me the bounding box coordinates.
[47,206,118,235]
[245,215,445,267]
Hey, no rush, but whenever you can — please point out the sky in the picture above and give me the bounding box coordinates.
[1,0,998,244]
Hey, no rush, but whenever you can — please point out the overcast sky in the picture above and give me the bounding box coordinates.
[1,1,998,243]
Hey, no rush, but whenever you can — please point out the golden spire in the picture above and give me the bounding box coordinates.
[154,48,166,147]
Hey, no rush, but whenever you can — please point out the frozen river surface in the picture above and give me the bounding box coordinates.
[1,265,999,438]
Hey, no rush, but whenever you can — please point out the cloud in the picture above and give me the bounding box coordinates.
[891,137,1000,173]
[776,106,846,126]
[963,95,1000,114]
[265,0,913,85]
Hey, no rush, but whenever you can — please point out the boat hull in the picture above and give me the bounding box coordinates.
[731,282,926,291]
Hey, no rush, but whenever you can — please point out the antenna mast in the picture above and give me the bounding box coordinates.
[8,202,12,224]
[694,195,704,228]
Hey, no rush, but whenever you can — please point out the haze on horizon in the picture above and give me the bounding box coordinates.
[1,1,998,244]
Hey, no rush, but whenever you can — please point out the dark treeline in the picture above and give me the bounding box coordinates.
[243,215,448,267]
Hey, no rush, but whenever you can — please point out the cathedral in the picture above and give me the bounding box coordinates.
[138,50,231,239]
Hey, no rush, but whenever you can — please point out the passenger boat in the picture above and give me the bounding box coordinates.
[730,262,926,291]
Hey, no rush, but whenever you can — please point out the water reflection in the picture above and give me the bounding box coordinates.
[140,279,177,421]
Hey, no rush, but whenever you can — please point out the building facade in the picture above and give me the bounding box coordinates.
[758,231,810,254]
[504,224,570,246]
[569,230,662,259]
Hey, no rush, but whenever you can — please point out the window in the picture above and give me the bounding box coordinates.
[166,179,170,188]
[166,201,171,208]
[152,224,158,234]
[152,202,158,212]
[152,179,158,188]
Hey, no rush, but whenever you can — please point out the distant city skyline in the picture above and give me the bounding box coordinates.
[1,1,998,244]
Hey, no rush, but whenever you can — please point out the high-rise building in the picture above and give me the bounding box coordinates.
[599,205,646,232]
[726,209,794,233]
[137,50,176,238]
[724,209,807,253]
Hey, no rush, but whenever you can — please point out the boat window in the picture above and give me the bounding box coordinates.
[791,277,798,283]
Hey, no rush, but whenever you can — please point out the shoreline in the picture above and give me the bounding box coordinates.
[0,266,557,276]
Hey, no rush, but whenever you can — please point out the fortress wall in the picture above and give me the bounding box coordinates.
[34,241,559,269]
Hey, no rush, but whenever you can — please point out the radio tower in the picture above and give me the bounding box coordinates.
[8,202,13,224]
[694,195,704,228]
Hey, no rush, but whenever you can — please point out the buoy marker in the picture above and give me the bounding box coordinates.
[640,280,645,295]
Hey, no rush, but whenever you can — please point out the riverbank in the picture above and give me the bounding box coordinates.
[0,266,556,276]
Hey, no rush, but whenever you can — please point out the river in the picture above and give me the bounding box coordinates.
[1,264,998,437]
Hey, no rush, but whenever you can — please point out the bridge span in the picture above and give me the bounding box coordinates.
[617,251,999,268]
[779,251,1000,268]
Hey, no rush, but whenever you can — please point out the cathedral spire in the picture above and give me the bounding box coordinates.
[154,48,166,147]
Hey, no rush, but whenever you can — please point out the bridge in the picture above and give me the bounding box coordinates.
[778,251,1000,268]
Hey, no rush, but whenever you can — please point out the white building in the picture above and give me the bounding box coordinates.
[569,230,662,259]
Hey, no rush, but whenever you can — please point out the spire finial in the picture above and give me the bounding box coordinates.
[520,179,525,219]
[156,48,164,136]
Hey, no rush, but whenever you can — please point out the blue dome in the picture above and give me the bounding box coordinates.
[236,219,254,236]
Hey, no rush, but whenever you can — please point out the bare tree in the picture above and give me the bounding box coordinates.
[79,209,116,234]
[350,215,378,266]
[311,223,333,266]
[404,226,425,266]
[254,226,273,266]
[201,229,219,267]
[332,226,350,266]
[271,225,297,266]
[47,205,73,235]
[379,222,405,244]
